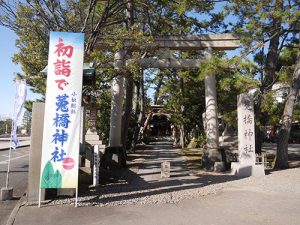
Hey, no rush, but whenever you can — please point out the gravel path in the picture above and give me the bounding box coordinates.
[48,141,300,207]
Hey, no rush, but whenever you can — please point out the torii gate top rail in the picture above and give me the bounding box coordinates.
[143,34,239,50]
[95,33,240,68]
[96,33,240,51]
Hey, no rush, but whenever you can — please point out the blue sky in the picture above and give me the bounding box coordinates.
[50,31,84,48]
[0,26,39,119]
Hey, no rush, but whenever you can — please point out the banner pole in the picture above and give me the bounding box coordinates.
[5,110,15,189]
[38,187,41,208]
[75,108,82,208]
[5,136,13,189]
[75,186,78,207]
[75,141,79,208]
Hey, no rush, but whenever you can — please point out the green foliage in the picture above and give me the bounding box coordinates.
[277,41,299,84]
[41,161,62,188]
[227,0,300,133]
[293,102,300,122]
[195,133,206,148]
[197,54,258,128]
[260,91,284,125]
[152,47,261,135]
[96,87,111,141]
[0,118,12,135]
[159,69,203,131]
[0,0,230,140]
[21,110,32,133]
[197,56,228,80]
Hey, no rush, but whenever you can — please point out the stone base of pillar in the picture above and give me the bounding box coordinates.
[214,162,225,172]
[57,188,76,197]
[202,148,223,171]
[231,163,265,177]
[0,187,13,201]
[101,146,126,169]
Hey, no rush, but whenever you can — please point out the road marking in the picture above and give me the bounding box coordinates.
[13,152,22,155]
[0,154,29,165]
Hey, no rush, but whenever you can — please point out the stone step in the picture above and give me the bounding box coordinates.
[85,140,103,145]
[219,135,238,143]
[85,135,100,141]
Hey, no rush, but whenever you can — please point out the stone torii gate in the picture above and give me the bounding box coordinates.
[103,34,239,169]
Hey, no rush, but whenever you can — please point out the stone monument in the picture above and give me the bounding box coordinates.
[93,145,100,186]
[231,93,265,177]
[85,108,105,167]
[161,161,171,179]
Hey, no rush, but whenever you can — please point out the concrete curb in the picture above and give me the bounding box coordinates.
[0,144,30,151]
[6,193,27,225]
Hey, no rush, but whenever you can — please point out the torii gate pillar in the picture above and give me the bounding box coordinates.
[105,49,126,168]
[203,47,222,170]
[204,47,219,149]
[109,50,125,147]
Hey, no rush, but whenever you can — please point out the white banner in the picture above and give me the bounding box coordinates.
[40,32,84,188]
[12,79,27,149]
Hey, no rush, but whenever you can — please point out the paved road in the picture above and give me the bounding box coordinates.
[0,146,30,225]
[0,137,31,151]
[262,143,300,154]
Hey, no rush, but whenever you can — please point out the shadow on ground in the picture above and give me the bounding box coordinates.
[46,141,300,206]
[48,140,244,206]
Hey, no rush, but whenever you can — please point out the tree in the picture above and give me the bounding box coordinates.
[0,1,235,158]
[0,118,12,135]
[159,69,191,147]
[0,0,228,94]
[227,0,300,154]
[21,110,32,134]
[0,0,131,95]
[275,35,300,169]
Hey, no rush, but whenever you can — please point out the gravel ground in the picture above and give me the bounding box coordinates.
[226,167,300,194]
[46,142,300,207]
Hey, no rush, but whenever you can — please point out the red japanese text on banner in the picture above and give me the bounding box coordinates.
[40,32,84,188]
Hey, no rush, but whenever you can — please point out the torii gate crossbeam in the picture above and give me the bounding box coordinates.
[97,33,239,51]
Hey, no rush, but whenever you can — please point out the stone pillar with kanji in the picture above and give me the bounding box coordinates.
[237,93,255,165]
[231,93,265,177]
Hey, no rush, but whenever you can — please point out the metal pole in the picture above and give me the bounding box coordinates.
[75,186,78,208]
[75,141,79,207]
[5,114,15,189]
[38,187,41,208]
[75,109,83,208]
[93,145,99,186]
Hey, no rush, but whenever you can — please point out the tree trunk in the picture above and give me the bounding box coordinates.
[154,75,164,105]
[121,0,134,150]
[121,76,134,150]
[131,74,145,150]
[275,45,300,169]
[179,77,185,148]
[255,0,283,154]
[132,83,138,114]
[179,125,185,148]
